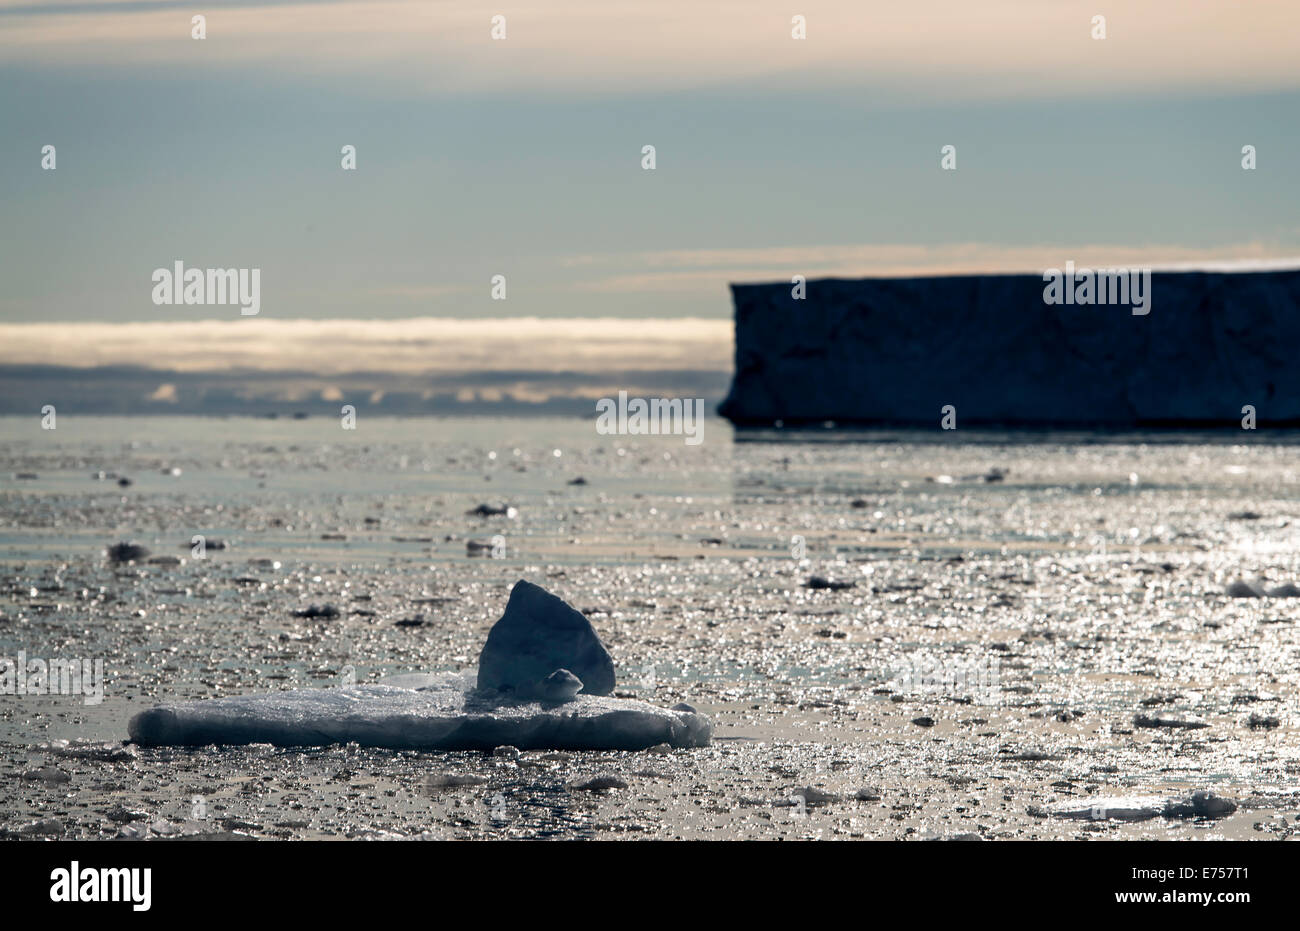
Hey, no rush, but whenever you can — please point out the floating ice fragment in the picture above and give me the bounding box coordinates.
[129,580,709,752]
[467,503,516,518]
[1045,791,1238,822]
[425,773,489,791]
[571,775,627,791]
[1161,790,1237,819]
[1223,578,1300,597]
[792,786,837,805]
[804,576,854,591]
[1133,713,1209,729]
[129,673,711,752]
[292,604,340,619]
[107,542,150,563]
[1043,797,1164,822]
[477,580,615,699]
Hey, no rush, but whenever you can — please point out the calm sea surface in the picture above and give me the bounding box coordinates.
[2,416,1298,839]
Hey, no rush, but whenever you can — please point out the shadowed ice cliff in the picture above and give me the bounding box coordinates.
[719,269,1300,428]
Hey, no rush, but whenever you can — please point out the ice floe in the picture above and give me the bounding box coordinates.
[1224,578,1300,598]
[1037,791,1238,822]
[128,672,711,751]
[128,580,710,752]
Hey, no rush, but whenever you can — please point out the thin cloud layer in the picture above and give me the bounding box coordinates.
[2,0,1298,99]
[0,316,734,373]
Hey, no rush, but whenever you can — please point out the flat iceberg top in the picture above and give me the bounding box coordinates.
[128,672,712,751]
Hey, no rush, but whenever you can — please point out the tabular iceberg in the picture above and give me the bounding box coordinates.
[718,268,1300,427]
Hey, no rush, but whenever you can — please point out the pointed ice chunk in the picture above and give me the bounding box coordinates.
[476,580,615,697]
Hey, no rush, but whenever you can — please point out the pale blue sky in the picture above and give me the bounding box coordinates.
[2,0,1298,323]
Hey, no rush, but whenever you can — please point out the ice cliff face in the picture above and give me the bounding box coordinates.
[718,270,1300,427]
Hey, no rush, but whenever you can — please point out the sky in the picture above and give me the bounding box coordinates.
[0,0,1298,409]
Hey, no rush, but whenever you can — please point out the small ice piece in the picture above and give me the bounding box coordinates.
[1133,713,1209,729]
[292,604,340,619]
[792,786,837,806]
[466,503,515,518]
[804,576,854,591]
[1044,791,1238,822]
[107,542,150,564]
[1047,797,1164,822]
[106,804,151,824]
[425,773,489,791]
[42,740,135,762]
[571,775,627,791]
[16,818,64,836]
[1162,790,1238,819]
[1247,713,1280,729]
[538,669,583,702]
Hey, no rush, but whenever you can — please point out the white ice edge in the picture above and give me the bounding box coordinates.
[128,672,713,751]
